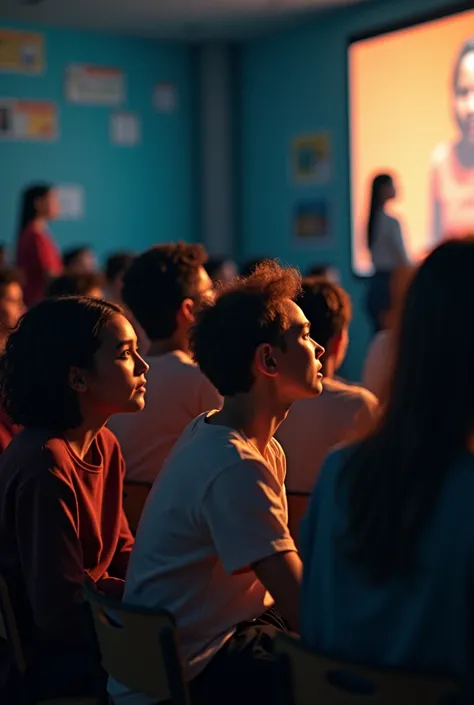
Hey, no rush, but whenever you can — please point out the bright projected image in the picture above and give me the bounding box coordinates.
[349,9,474,276]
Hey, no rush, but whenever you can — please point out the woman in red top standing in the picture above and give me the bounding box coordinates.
[16,183,62,306]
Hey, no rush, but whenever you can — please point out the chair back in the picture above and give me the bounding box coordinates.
[122,482,151,534]
[275,633,459,705]
[0,573,27,674]
[287,492,309,548]
[84,581,189,705]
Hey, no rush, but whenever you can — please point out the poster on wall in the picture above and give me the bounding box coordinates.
[57,185,84,220]
[0,28,44,73]
[65,65,125,105]
[291,131,332,184]
[110,112,140,146]
[293,199,331,245]
[0,99,57,141]
[153,82,177,113]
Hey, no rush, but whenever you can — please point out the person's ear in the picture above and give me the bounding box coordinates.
[177,298,195,327]
[254,343,279,378]
[68,366,88,393]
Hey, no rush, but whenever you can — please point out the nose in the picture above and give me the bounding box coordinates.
[313,340,325,359]
[135,353,149,376]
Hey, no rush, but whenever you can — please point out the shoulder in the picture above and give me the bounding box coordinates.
[324,378,378,415]
[431,142,453,170]
[0,430,71,486]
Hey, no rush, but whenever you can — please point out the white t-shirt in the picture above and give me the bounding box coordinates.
[276,377,379,494]
[108,351,222,483]
[108,412,296,705]
[370,211,410,271]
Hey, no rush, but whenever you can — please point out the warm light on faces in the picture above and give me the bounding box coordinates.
[456,51,474,142]
[36,189,60,220]
[270,299,325,402]
[74,314,149,418]
[0,283,25,334]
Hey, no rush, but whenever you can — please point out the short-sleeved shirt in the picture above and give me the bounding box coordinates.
[108,351,222,484]
[431,142,474,244]
[276,377,378,494]
[108,412,296,705]
[17,224,62,305]
[300,446,474,691]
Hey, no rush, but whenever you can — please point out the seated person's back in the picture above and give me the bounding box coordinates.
[277,277,378,493]
[109,261,324,705]
[108,243,222,483]
[0,297,147,702]
[300,240,474,696]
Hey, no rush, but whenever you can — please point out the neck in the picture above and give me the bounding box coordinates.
[31,216,47,231]
[63,416,107,461]
[211,391,289,456]
[323,355,336,379]
[147,334,189,357]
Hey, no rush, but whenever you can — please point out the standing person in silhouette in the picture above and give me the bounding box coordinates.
[16,183,62,306]
[365,173,410,333]
[430,38,474,245]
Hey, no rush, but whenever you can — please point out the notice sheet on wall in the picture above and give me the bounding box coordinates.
[0,99,57,140]
[0,28,44,73]
[65,65,125,105]
[110,112,140,146]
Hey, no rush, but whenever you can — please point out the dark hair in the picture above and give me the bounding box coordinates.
[299,277,351,351]
[205,257,233,282]
[453,37,474,90]
[104,251,135,284]
[367,174,393,249]
[306,263,333,278]
[17,184,53,240]
[340,238,474,583]
[0,266,23,293]
[46,273,104,299]
[122,242,208,341]
[240,258,267,278]
[190,260,301,396]
[63,246,92,269]
[0,297,122,430]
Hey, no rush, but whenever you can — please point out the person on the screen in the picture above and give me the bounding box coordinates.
[430,37,474,245]
[366,173,410,333]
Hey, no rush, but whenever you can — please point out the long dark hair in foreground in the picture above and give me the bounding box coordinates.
[342,238,474,583]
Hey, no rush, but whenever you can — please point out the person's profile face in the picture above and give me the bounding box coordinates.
[271,299,325,403]
[455,50,474,143]
[0,283,25,335]
[36,189,60,220]
[77,314,149,417]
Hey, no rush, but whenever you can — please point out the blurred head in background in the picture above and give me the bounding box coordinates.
[47,272,104,300]
[205,256,238,286]
[17,184,60,238]
[63,246,97,275]
[0,267,25,350]
[306,263,341,285]
[104,251,135,304]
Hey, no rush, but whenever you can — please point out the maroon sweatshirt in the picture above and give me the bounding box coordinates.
[0,426,134,688]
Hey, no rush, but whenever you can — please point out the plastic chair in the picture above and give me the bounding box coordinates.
[122,481,151,534]
[0,573,100,705]
[84,580,190,705]
[275,632,460,705]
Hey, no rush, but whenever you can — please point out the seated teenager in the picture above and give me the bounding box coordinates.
[0,267,25,452]
[108,261,325,705]
[109,243,222,484]
[103,250,134,304]
[277,277,378,494]
[301,239,474,698]
[0,297,148,702]
[63,245,98,274]
[47,271,104,299]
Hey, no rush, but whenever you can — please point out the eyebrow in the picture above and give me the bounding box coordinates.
[115,339,136,350]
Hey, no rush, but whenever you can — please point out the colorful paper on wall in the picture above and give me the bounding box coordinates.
[110,112,140,146]
[291,132,332,184]
[0,99,57,141]
[57,185,84,220]
[293,199,331,245]
[65,65,125,105]
[0,28,44,73]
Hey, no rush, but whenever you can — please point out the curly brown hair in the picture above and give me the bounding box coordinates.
[190,260,302,396]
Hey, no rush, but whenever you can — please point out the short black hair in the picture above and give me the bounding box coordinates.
[104,251,135,284]
[299,276,352,351]
[0,297,122,430]
[0,266,23,293]
[63,245,91,269]
[190,260,301,396]
[46,273,104,298]
[122,242,208,341]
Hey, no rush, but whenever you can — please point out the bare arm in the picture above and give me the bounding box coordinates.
[252,550,302,633]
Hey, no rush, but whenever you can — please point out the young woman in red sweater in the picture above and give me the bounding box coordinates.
[0,296,148,702]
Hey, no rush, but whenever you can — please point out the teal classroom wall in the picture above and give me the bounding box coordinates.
[238,0,467,378]
[0,23,195,260]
